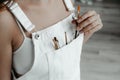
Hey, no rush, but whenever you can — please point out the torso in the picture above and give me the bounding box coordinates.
[12,0,71,51]
[0,0,81,79]
[0,0,72,74]
[11,0,72,76]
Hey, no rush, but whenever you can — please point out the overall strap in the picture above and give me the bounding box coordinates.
[7,0,74,32]
[7,2,35,32]
[63,0,75,11]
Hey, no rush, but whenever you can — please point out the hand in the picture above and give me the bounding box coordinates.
[72,10,103,34]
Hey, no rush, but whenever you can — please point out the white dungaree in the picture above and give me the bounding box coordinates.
[10,0,84,80]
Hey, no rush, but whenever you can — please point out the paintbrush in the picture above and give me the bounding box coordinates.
[53,37,59,50]
[74,5,81,39]
[65,32,68,45]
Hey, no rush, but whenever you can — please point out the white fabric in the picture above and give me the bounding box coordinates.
[9,3,35,32]
[64,0,75,11]
[13,20,34,75]
[10,0,84,80]
[14,13,84,80]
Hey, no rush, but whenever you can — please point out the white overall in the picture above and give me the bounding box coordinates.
[10,0,84,80]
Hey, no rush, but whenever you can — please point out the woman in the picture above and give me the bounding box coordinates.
[0,0,103,80]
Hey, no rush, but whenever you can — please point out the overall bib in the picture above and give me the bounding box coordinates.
[9,0,84,80]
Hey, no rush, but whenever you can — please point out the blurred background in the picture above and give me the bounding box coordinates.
[73,0,120,80]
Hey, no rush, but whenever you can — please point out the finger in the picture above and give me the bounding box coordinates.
[77,14,98,30]
[98,14,103,27]
[71,20,77,24]
[77,10,97,23]
[86,24,102,34]
[80,20,98,33]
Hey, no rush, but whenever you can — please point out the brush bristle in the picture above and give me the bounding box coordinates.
[77,5,80,12]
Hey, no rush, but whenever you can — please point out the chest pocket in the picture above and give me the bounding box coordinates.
[46,33,84,80]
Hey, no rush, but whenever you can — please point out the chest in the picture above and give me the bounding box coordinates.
[20,0,71,31]
[12,0,72,51]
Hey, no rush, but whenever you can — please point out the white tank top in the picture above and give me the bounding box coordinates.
[9,0,84,80]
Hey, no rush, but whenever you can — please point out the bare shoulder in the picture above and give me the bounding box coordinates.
[0,10,18,41]
[0,9,25,52]
[0,10,15,30]
[0,10,16,80]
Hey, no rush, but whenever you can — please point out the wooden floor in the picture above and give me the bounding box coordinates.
[75,1,120,80]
